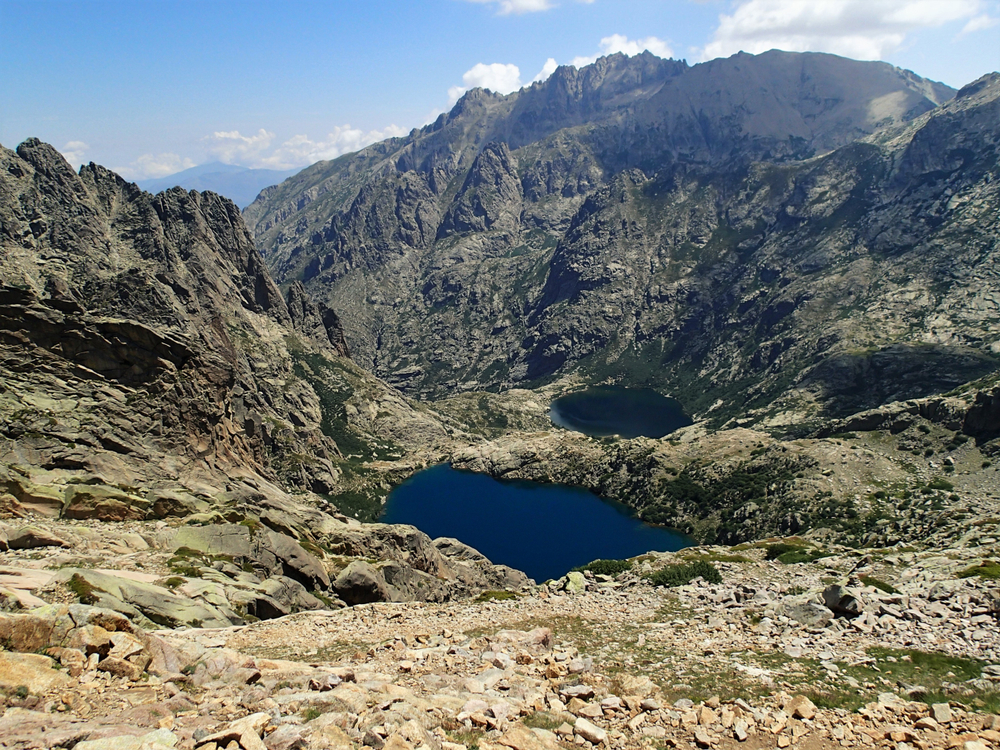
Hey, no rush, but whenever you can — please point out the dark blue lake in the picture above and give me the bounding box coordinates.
[550,386,691,439]
[380,464,690,582]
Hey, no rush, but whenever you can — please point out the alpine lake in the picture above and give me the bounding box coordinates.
[380,387,692,582]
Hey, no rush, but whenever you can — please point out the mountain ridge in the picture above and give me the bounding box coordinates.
[244,52,994,433]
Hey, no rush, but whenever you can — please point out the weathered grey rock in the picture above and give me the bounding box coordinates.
[7,524,70,549]
[269,531,330,590]
[55,568,235,629]
[333,561,392,605]
[823,585,865,618]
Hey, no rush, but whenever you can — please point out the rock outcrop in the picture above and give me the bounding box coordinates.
[0,139,530,619]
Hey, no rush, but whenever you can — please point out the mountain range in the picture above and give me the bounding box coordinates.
[138,162,299,209]
[1,49,999,608]
[243,50,996,435]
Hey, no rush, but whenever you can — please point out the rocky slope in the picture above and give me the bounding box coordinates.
[241,52,1000,432]
[0,541,998,749]
[0,139,527,622]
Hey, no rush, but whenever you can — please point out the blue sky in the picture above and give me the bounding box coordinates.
[2,0,998,179]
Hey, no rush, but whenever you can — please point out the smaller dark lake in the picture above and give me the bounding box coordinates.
[549,386,692,439]
[380,464,690,582]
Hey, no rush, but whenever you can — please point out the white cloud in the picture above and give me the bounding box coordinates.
[256,125,410,169]
[533,57,559,83]
[570,34,674,68]
[203,128,275,164]
[60,141,89,167]
[961,13,999,33]
[700,0,984,62]
[448,62,525,104]
[464,0,594,14]
[116,153,197,180]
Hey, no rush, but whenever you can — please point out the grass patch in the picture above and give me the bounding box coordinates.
[834,646,1000,713]
[682,552,752,563]
[475,590,520,603]
[647,560,722,587]
[522,712,562,731]
[311,590,341,609]
[447,729,484,750]
[957,560,1000,580]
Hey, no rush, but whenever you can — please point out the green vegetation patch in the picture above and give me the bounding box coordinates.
[574,558,633,576]
[66,574,101,605]
[859,574,899,594]
[927,477,955,492]
[765,542,832,565]
[836,647,1000,713]
[958,560,1000,580]
[475,590,520,603]
[647,560,722,587]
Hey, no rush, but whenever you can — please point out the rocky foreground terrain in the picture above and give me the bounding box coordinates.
[1,532,999,750]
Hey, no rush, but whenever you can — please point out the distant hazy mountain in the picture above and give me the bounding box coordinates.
[138,162,299,208]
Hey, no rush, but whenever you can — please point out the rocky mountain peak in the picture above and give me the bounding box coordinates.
[245,53,997,426]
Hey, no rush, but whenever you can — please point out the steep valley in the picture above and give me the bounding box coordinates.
[1,48,1000,750]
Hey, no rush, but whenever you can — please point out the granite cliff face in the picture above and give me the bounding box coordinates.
[0,139,528,619]
[243,51,993,430]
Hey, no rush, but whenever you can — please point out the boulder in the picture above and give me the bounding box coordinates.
[173,523,282,578]
[268,531,330,590]
[63,484,146,521]
[75,729,178,750]
[7,524,70,549]
[0,651,72,693]
[333,561,392,605]
[779,599,834,628]
[0,610,61,651]
[823,584,865,618]
[148,489,208,518]
[574,717,607,744]
[54,568,236,629]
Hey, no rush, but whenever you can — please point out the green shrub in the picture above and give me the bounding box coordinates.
[764,543,799,560]
[859,574,899,594]
[765,543,831,564]
[647,560,722,587]
[927,477,954,491]
[574,559,633,576]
